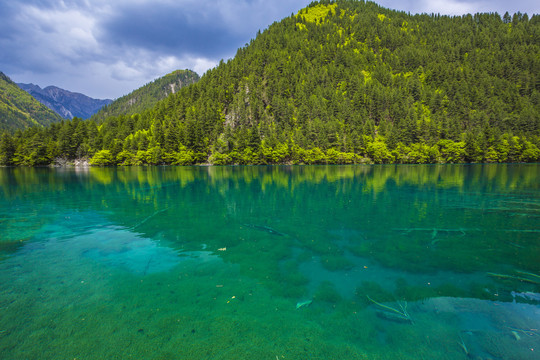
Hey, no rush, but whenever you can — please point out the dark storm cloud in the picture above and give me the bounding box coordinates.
[0,2,24,71]
[98,0,315,58]
[99,3,246,58]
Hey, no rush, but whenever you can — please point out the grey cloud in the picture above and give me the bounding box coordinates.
[99,3,244,58]
[98,0,311,58]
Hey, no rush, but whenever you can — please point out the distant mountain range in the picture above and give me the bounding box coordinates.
[90,69,199,122]
[0,72,63,132]
[17,83,112,119]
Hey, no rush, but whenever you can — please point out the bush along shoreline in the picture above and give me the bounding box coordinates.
[1,132,537,167]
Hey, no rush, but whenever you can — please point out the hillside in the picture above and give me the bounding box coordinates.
[17,83,112,119]
[90,69,200,122]
[2,0,539,165]
[0,72,63,133]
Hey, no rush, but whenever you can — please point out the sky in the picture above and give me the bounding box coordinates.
[1,0,538,100]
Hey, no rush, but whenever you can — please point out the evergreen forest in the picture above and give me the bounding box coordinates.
[90,70,200,123]
[1,0,539,166]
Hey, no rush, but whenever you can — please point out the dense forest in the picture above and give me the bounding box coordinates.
[90,69,199,123]
[0,72,63,133]
[1,0,539,166]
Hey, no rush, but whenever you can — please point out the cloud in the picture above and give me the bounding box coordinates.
[378,0,538,16]
[0,0,538,99]
[1,1,102,77]
[99,2,243,58]
[19,4,99,58]
[416,0,478,15]
[97,0,309,58]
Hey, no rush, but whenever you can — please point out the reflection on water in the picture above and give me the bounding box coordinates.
[0,164,539,359]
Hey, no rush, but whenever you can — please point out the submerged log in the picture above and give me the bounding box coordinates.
[243,224,286,236]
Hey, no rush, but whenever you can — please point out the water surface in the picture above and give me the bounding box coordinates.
[1,165,539,359]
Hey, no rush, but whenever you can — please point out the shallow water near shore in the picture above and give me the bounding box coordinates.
[1,164,539,359]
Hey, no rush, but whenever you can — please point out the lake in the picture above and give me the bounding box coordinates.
[1,164,539,359]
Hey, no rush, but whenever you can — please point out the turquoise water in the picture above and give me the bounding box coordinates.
[1,164,539,359]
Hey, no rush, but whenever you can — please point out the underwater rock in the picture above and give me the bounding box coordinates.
[419,297,540,360]
[80,226,218,275]
[511,291,540,302]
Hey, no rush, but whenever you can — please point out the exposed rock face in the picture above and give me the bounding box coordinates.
[52,157,90,167]
[17,83,112,119]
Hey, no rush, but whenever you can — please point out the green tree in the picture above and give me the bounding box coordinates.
[366,136,394,164]
[0,133,15,165]
[90,150,114,166]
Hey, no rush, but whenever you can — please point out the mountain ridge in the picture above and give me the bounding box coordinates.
[17,83,112,119]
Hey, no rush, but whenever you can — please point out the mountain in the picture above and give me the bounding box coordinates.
[2,1,539,166]
[0,72,63,133]
[17,83,112,119]
[90,69,199,122]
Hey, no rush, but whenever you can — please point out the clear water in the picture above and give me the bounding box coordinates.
[0,164,539,359]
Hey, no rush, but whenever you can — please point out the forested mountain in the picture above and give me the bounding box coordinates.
[17,83,112,119]
[0,72,63,133]
[1,0,539,166]
[90,70,199,122]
